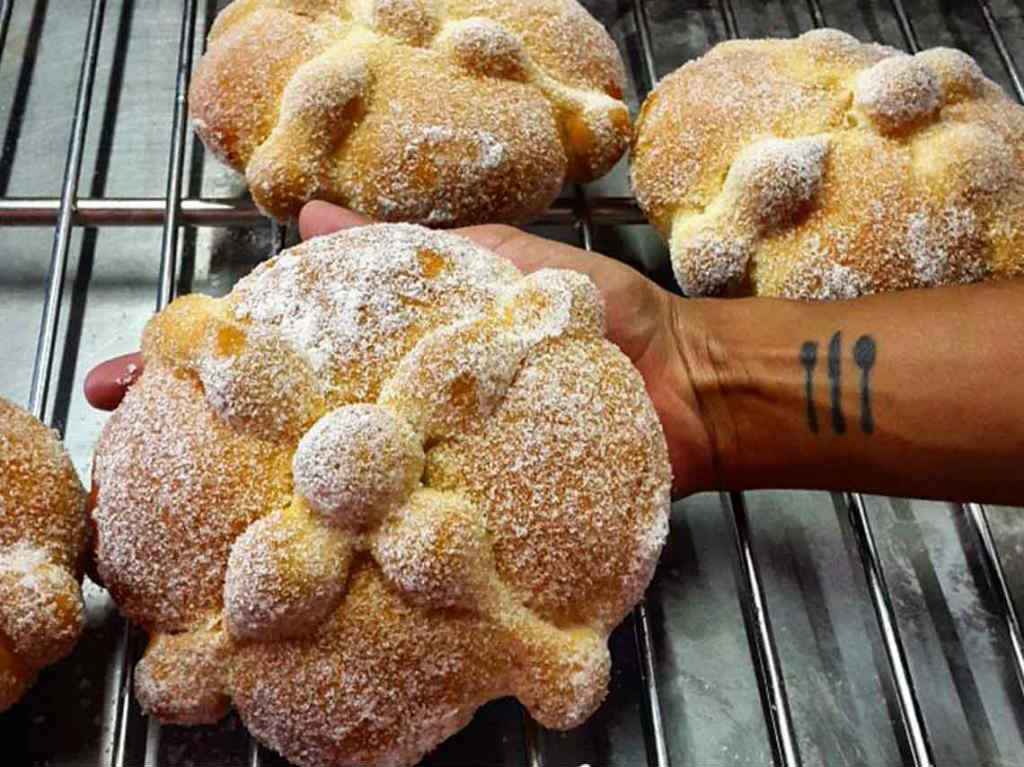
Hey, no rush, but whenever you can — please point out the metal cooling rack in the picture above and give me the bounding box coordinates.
[1,1,1024,765]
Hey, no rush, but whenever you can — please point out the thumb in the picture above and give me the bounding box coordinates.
[298,201,372,240]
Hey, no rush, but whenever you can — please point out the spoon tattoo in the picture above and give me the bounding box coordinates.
[854,335,877,434]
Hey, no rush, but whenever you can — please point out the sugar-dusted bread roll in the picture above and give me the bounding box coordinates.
[190,0,632,224]
[632,29,1024,298]
[91,224,671,766]
[0,397,88,711]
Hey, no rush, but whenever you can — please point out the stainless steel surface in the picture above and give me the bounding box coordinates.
[2,1,1024,766]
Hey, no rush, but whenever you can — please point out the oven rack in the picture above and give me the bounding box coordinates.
[2,0,1024,765]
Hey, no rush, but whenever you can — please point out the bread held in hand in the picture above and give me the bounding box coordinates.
[90,224,671,767]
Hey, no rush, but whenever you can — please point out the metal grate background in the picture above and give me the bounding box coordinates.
[1,1,1024,765]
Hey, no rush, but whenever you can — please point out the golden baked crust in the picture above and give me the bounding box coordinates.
[0,397,88,711]
[631,29,1024,298]
[91,224,670,766]
[190,0,631,224]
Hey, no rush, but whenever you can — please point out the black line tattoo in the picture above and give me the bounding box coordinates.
[853,335,877,434]
[800,341,819,434]
[828,331,846,435]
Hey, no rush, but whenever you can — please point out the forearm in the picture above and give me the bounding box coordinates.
[677,279,1024,504]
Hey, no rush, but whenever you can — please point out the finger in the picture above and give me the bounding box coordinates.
[84,352,144,411]
[298,201,371,240]
[454,223,633,291]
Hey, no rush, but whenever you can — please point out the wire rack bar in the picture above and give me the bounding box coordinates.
[0,0,14,63]
[889,0,921,52]
[845,493,933,765]
[143,716,161,767]
[0,195,648,227]
[976,0,1024,101]
[726,492,801,767]
[27,0,106,422]
[714,4,800,764]
[573,179,671,766]
[522,704,542,767]
[631,0,657,94]
[633,598,670,767]
[718,0,740,38]
[110,624,136,767]
[805,0,825,29]
[248,738,262,767]
[157,0,197,311]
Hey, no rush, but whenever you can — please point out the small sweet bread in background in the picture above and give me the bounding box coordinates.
[0,398,88,712]
[190,0,632,225]
[631,29,1024,298]
[90,224,671,766]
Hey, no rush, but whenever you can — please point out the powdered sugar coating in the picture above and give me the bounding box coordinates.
[855,55,941,133]
[725,136,830,230]
[916,47,989,103]
[426,336,671,631]
[228,224,519,402]
[93,365,293,631]
[444,18,529,80]
[292,405,423,528]
[91,224,671,767]
[224,507,351,639]
[497,268,606,343]
[0,397,87,711]
[633,30,1024,298]
[373,489,487,609]
[0,542,84,670]
[670,231,753,296]
[190,0,631,222]
[135,623,230,726]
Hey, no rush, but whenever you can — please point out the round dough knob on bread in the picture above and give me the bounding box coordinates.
[0,398,88,712]
[632,30,1024,298]
[190,0,632,224]
[91,224,670,766]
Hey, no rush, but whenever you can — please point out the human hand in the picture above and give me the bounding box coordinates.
[85,201,716,498]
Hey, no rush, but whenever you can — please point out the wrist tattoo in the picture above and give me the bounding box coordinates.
[828,332,846,435]
[800,332,877,435]
[853,335,876,434]
[799,342,819,434]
